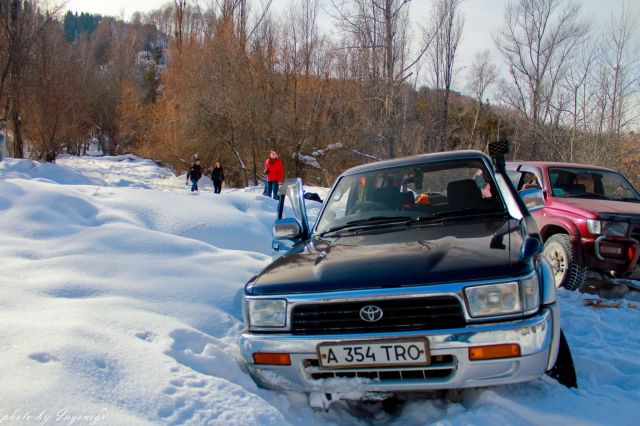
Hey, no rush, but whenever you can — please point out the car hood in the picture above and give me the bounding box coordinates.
[553,197,640,218]
[246,217,532,295]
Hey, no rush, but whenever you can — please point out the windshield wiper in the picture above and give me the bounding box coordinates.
[564,193,611,200]
[320,210,508,236]
[613,197,640,203]
[319,216,412,236]
[407,209,508,225]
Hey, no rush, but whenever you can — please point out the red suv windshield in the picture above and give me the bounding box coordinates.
[548,167,640,202]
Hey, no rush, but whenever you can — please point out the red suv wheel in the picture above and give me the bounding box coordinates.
[543,234,587,291]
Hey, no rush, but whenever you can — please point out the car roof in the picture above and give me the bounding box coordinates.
[342,150,493,176]
[507,160,618,173]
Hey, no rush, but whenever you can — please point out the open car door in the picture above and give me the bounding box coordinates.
[272,178,310,255]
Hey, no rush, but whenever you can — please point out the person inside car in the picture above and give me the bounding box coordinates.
[474,169,493,198]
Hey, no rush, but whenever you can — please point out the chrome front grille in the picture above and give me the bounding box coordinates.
[304,355,456,382]
[290,296,465,335]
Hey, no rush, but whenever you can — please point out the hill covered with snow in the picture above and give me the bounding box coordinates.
[0,155,638,425]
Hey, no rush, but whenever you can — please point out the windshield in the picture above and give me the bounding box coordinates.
[315,159,506,234]
[548,167,640,202]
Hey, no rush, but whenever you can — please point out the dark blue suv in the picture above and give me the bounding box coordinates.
[240,149,574,408]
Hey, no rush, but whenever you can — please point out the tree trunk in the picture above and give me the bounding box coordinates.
[383,0,395,158]
[468,101,481,149]
[251,145,257,186]
[443,86,450,149]
[11,109,23,158]
[226,129,248,187]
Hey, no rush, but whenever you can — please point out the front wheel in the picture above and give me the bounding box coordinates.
[543,234,587,291]
[546,330,578,388]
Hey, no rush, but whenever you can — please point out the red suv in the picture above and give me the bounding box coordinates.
[507,161,640,290]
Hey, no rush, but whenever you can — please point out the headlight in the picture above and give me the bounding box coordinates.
[247,299,287,328]
[465,277,540,318]
[587,219,629,236]
[587,219,602,235]
[465,282,521,317]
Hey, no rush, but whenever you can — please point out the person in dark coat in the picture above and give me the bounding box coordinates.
[186,159,203,192]
[211,161,225,194]
[264,150,284,200]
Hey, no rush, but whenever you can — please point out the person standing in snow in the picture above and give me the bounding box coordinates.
[211,161,225,194]
[186,159,203,192]
[264,150,284,200]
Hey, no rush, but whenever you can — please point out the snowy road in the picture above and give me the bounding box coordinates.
[0,156,638,425]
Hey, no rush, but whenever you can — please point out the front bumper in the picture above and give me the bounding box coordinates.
[578,236,639,275]
[240,304,559,393]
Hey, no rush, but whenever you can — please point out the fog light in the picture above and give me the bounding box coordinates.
[469,344,521,361]
[252,352,291,365]
[599,245,623,256]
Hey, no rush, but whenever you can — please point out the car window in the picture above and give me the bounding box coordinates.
[549,167,640,201]
[316,159,506,233]
[519,172,541,190]
[601,173,637,200]
[323,177,352,222]
[506,170,521,187]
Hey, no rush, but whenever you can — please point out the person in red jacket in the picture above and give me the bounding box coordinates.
[264,150,284,199]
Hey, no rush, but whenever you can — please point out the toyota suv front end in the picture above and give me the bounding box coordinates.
[240,149,572,406]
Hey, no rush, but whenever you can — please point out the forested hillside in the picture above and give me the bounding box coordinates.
[0,0,638,186]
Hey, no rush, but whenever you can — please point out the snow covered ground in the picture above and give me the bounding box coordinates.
[0,155,638,425]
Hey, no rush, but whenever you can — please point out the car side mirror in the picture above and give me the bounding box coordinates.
[273,218,303,241]
[520,236,543,262]
[519,188,545,213]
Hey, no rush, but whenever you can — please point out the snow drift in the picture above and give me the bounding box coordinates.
[0,155,638,425]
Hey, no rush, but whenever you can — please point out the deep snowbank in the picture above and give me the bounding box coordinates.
[0,157,105,186]
[0,176,288,424]
[0,155,638,425]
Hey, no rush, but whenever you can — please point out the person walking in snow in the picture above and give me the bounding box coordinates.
[264,150,284,200]
[211,161,225,194]
[186,159,203,192]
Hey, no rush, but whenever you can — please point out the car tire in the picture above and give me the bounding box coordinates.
[543,234,587,291]
[546,329,578,388]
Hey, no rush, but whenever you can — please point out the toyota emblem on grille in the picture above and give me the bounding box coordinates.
[360,305,383,322]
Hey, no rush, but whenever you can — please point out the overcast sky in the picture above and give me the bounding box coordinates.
[65,0,636,97]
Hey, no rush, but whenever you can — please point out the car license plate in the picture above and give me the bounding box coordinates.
[317,338,430,369]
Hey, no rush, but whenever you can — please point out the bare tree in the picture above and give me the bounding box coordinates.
[467,50,497,103]
[600,1,639,134]
[282,0,326,176]
[557,40,597,161]
[466,50,497,146]
[427,0,464,150]
[0,0,62,157]
[174,0,186,48]
[494,0,589,126]
[23,21,79,161]
[211,0,273,48]
[331,0,435,158]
